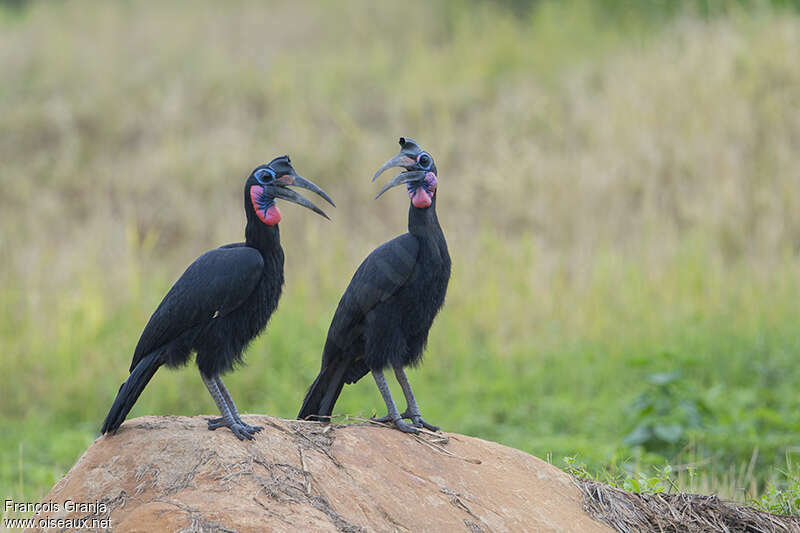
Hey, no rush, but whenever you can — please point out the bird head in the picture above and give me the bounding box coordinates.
[246,155,334,226]
[372,137,438,209]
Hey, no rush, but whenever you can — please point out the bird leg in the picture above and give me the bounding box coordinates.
[201,373,256,440]
[393,367,440,431]
[206,376,263,434]
[371,369,419,434]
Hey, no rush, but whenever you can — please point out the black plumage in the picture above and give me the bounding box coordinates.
[299,138,450,433]
[102,156,333,440]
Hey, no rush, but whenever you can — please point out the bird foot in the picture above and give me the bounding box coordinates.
[372,410,439,432]
[371,414,421,434]
[390,418,421,434]
[206,417,262,439]
[409,416,440,432]
[239,418,264,433]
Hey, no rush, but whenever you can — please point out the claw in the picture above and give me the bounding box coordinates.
[394,419,421,434]
[208,416,262,434]
[412,417,440,432]
[230,423,254,441]
[205,417,256,440]
[371,414,420,434]
[394,410,441,432]
[372,412,439,433]
[206,417,227,430]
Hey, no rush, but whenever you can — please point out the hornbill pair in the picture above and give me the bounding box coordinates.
[101,138,448,440]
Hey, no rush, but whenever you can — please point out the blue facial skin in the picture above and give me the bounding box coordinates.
[406,174,437,197]
[254,167,276,185]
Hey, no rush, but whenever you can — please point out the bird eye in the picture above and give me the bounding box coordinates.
[417,153,432,170]
[255,168,275,184]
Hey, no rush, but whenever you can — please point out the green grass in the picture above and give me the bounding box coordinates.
[2,0,800,513]
[4,241,800,506]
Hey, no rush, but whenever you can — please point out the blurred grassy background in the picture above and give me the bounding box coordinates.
[2,0,800,511]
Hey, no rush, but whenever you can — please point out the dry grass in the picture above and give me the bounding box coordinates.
[2,2,800,291]
[577,478,800,532]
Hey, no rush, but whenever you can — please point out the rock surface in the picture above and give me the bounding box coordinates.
[30,415,612,532]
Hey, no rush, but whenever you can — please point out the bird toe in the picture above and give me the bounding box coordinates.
[231,424,254,440]
[415,418,440,432]
[206,417,227,431]
[394,420,420,434]
[206,418,256,440]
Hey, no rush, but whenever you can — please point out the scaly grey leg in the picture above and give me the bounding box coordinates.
[394,367,439,431]
[207,376,263,434]
[371,369,419,434]
[201,373,254,440]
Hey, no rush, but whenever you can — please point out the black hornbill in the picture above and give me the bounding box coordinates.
[101,156,334,440]
[298,137,450,433]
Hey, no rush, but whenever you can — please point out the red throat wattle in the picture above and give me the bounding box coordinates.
[250,186,282,226]
[409,171,437,208]
[411,187,432,208]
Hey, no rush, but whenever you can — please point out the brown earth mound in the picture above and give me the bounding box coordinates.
[27,415,612,532]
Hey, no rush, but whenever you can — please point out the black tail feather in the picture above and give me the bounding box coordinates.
[101,352,162,434]
[298,359,349,422]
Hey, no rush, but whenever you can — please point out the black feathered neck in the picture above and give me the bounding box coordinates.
[407,195,441,238]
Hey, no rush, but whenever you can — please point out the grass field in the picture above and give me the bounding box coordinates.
[3,0,800,514]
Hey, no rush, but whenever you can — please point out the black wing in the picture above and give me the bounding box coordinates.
[129,244,264,371]
[324,233,418,364]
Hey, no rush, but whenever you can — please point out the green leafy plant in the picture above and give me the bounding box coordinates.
[752,460,800,516]
[621,465,673,495]
[623,371,711,454]
[563,456,673,495]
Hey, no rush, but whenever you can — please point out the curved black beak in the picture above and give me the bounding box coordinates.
[290,174,336,208]
[372,149,427,199]
[374,171,427,199]
[372,153,417,182]
[267,172,334,220]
